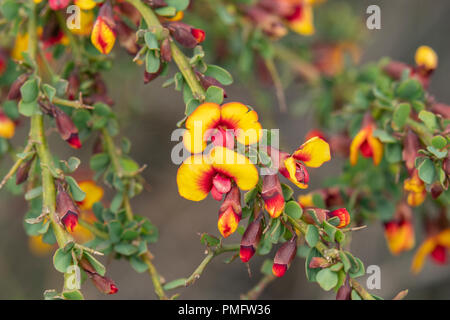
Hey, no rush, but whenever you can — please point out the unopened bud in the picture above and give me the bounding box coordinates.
[261,174,285,218]
[327,208,350,228]
[272,236,297,277]
[16,155,35,185]
[56,183,79,232]
[217,186,241,238]
[53,106,81,149]
[240,214,263,263]
[7,73,29,100]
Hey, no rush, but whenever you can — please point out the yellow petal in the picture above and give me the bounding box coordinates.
[75,0,97,10]
[436,229,450,248]
[385,223,414,255]
[289,4,315,36]
[91,16,116,54]
[218,207,240,238]
[11,33,29,61]
[220,102,262,146]
[298,193,314,207]
[284,157,308,189]
[407,191,426,207]
[210,147,259,191]
[349,128,368,166]
[165,11,184,22]
[29,235,53,257]
[411,238,437,274]
[0,116,15,139]
[183,103,221,154]
[367,134,383,165]
[292,137,331,168]
[177,154,214,201]
[70,9,94,36]
[77,180,104,210]
[415,45,438,70]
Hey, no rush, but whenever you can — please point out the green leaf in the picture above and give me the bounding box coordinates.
[431,136,447,150]
[200,233,220,247]
[2,100,19,120]
[305,247,322,281]
[108,220,123,244]
[322,220,337,242]
[244,187,258,205]
[18,100,38,117]
[114,243,138,256]
[351,290,362,300]
[42,84,56,102]
[83,252,106,276]
[20,78,39,103]
[204,65,233,85]
[395,78,423,101]
[60,157,81,173]
[316,268,338,291]
[418,110,438,131]
[62,290,84,300]
[144,31,159,50]
[385,143,402,163]
[392,103,410,130]
[90,153,110,171]
[349,258,365,278]
[53,248,73,273]
[0,0,20,20]
[25,186,42,200]
[205,86,224,104]
[284,201,302,220]
[130,256,149,273]
[154,6,177,16]
[145,50,160,73]
[163,278,187,290]
[372,129,396,143]
[305,225,319,247]
[165,0,190,11]
[281,183,294,201]
[417,158,435,184]
[64,176,86,202]
[427,146,448,159]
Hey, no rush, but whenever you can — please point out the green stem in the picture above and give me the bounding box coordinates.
[406,118,433,146]
[184,244,239,287]
[241,274,276,300]
[143,254,168,300]
[51,96,94,110]
[78,218,108,239]
[0,142,33,190]
[101,128,123,178]
[125,0,206,101]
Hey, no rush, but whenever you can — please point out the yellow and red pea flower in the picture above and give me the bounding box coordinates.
[70,9,95,36]
[404,170,426,207]
[327,208,350,228]
[415,45,438,73]
[272,136,331,189]
[384,219,415,255]
[350,115,383,166]
[282,0,316,36]
[182,102,262,154]
[261,174,285,218]
[177,146,259,202]
[0,111,15,139]
[91,3,116,55]
[411,229,450,274]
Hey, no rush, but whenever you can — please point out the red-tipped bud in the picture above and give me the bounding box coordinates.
[218,186,241,238]
[67,71,80,100]
[116,21,140,55]
[261,174,285,218]
[53,107,82,149]
[79,258,118,294]
[191,28,205,43]
[49,0,70,10]
[56,183,79,232]
[7,73,29,100]
[240,215,263,263]
[16,155,35,185]
[196,71,227,98]
[272,236,297,277]
[144,65,164,84]
[327,208,350,228]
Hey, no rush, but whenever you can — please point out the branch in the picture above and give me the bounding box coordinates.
[125,0,206,101]
[241,274,276,300]
[0,142,33,190]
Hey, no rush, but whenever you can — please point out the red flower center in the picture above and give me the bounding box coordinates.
[431,245,447,265]
[360,139,373,158]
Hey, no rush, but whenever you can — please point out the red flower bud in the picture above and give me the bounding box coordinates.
[166,22,204,48]
[7,73,29,100]
[272,236,297,277]
[327,208,350,228]
[240,214,263,263]
[336,276,351,300]
[195,71,227,98]
[144,64,164,84]
[53,107,82,149]
[79,258,118,294]
[56,183,79,232]
[160,38,172,62]
[49,0,70,10]
[261,174,285,218]
[218,186,241,238]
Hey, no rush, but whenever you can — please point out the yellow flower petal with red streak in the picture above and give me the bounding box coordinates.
[210,147,259,191]
[91,16,116,54]
[404,172,426,206]
[75,0,97,10]
[415,45,438,70]
[436,229,450,248]
[288,4,315,36]
[349,127,368,166]
[284,156,308,189]
[183,103,221,154]
[407,191,426,207]
[218,207,240,238]
[411,238,436,274]
[292,137,330,168]
[78,180,104,211]
[71,9,94,36]
[177,154,214,201]
[385,223,415,255]
[367,134,383,165]
[29,235,53,257]
[220,102,262,146]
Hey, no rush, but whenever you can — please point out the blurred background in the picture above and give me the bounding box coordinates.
[1,0,450,299]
